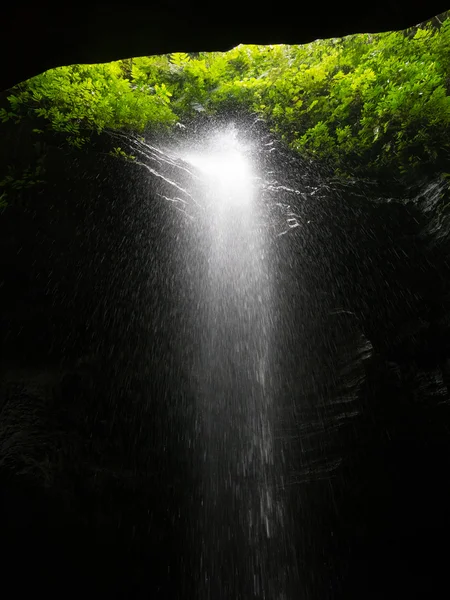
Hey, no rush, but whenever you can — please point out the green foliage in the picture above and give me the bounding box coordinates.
[129,14,450,177]
[0,164,46,191]
[169,52,191,67]
[3,11,450,178]
[0,163,46,207]
[4,61,177,148]
[109,146,136,161]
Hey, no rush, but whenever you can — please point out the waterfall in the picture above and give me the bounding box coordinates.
[111,119,346,598]
[179,126,288,599]
[5,112,447,599]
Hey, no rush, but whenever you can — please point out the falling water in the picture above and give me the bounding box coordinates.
[181,127,287,599]
[114,121,301,598]
[4,90,450,599]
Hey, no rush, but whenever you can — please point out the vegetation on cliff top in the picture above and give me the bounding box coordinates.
[1,10,449,186]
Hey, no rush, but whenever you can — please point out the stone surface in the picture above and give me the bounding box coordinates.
[1,2,449,90]
[2,124,450,596]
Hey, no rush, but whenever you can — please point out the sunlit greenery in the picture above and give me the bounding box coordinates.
[2,11,450,178]
[0,62,176,149]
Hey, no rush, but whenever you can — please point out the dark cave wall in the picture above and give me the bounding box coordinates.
[0,133,197,597]
[2,128,450,597]
[1,2,450,595]
[269,163,450,598]
[1,2,449,91]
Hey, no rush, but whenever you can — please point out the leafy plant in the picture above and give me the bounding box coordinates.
[0,164,46,191]
[108,146,136,161]
[2,10,450,178]
[2,61,177,148]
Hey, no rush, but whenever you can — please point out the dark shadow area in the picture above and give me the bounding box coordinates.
[1,116,450,598]
[1,2,449,91]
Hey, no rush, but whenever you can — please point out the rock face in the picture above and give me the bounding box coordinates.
[2,126,450,598]
[0,136,194,597]
[1,2,449,90]
[274,176,450,599]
